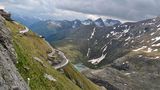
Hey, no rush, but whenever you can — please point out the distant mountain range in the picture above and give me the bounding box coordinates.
[12,15,121,42]
[11,14,44,27]
[12,15,121,28]
[12,14,160,90]
[51,16,160,90]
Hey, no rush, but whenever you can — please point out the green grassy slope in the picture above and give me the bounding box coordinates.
[64,63,100,90]
[5,21,81,90]
[5,21,100,90]
[53,41,87,64]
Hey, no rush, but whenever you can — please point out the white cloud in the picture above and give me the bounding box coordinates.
[0,5,5,9]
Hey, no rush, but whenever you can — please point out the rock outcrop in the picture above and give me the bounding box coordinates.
[0,15,29,90]
[0,9,12,21]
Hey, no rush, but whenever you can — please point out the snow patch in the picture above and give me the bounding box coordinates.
[150,32,155,36]
[102,45,107,52]
[157,24,160,28]
[124,73,131,75]
[110,31,118,36]
[146,23,154,25]
[125,37,131,41]
[152,37,160,43]
[123,28,130,33]
[106,34,110,38]
[157,28,160,31]
[72,21,77,28]
[131,40,134,43]
[136,35,141,38]
[90,27,96,39]
[140,40,144,43]
[138,55,143,57]
[50,21,61,27]
[117,34,123,39]
[146,48,152,53]
[152,43,160,47]
[152,19,156,22]
[143,30,146,33]
[124,42,128,46]
[87,48,91,57]
[133,46,147,51]
[153,49,158,52]
[147,40,150,43]
[155,56,160,59]
[88,53,107,65]
[124,25,128,28]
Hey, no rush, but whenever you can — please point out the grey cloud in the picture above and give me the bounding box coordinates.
[1,0,160,21]
[55,0,160,21]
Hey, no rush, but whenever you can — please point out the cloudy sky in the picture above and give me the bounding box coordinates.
[0,0,160,21]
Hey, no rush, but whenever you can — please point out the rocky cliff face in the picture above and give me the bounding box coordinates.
[0,15,29,90]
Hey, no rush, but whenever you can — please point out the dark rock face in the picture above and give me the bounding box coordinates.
[0,9,12,21]
[0,15,29,90]
[28,18,121,42]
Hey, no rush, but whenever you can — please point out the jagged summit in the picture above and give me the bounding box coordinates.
[94,18,105,27]
[105,19,121,26]
[82,19,94,25]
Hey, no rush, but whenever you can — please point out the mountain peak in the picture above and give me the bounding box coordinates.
[94,18,105,27]
[72,19,81,28]
[82,19,94,25]
[105,19,121,26]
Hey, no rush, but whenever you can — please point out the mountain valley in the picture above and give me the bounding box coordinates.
[25,16,160,90]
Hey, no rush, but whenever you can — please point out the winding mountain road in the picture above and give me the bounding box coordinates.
[19,26,29,34]
[19,25,69,69]
[53,50,69,69]
[44,39,69,69]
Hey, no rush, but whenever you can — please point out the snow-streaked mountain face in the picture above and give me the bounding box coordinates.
[72,19,82,28]
[28,18,121,42]
[104,19,121,26]
[54,16,160,90]
[82,19,94,25]
[94,18,105,27]
[54,17,160,67]
[81,18,121,27]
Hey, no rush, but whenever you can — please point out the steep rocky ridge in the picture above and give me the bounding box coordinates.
[0,15,29,90]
